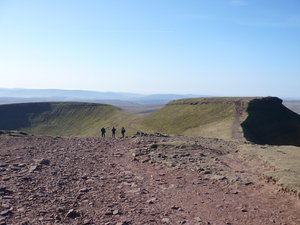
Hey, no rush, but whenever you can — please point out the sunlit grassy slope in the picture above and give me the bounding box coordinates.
[239,144,300,197]
[137,97,251,139]
[0,99,243,139]
[0,102,141,137]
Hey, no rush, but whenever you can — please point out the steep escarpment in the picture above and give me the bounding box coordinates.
[241,97,300,146]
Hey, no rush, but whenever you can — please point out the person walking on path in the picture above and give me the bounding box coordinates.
[121,127,126,138]
[111,127,116,138]
[100,127,106,137]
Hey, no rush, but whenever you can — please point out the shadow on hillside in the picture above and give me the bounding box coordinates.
[0,103,52,130]
[241,97,300,147]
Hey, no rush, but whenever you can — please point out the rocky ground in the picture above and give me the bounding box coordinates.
[1,134,300,225]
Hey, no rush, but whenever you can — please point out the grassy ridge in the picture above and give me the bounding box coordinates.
[0,99,245,139]
[0,97,300,146]
[0,102,140,137]
[137,98,237,139]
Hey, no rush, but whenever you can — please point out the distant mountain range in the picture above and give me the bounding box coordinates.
[0,88,208,112]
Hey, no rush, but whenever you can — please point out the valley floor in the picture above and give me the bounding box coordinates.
[0,135,300,225]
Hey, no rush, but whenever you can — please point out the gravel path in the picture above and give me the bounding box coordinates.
[0,135,300,225]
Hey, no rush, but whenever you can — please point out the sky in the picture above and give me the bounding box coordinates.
[0,0,300,98]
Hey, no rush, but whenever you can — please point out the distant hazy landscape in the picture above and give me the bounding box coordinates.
[283,100,300,115]
[1,88,300,115]
[0,88,208,113]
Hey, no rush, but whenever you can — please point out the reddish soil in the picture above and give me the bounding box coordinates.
[0,135,300,225]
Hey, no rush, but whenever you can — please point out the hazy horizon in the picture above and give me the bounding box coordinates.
[1,0,300,98]
[1,87,300,101]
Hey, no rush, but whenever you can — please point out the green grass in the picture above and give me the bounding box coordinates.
[137,100,236,139]
[136,97,258,139]
[239,144,300,197]
[0,102,140,137]
[0,99,244,139]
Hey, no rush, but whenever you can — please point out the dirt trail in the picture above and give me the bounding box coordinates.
[0,135,300,225]
[232,101,243,139]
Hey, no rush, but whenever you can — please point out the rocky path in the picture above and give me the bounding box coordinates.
[0,135,300,225]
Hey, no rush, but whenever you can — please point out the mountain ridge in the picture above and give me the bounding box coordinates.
[0,97,300,146]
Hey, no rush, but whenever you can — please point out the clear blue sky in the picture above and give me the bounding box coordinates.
[0,0,300,98]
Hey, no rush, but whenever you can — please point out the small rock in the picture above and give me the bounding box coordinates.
[229,190,239,194]
[0,187,13,195]
[81,175,88,180]
[146,198,157,204]
[104,210,113,216]
[244,181,253,186]
[113,209,119,215]
[0,208,13,216]
[17,208,25,213]
[171,205,182,210]
[142,158,150,163]
[80,188,90,193]
[194,217,202,222]
[202,170,211,175]
[162,218,170,224]
[66,209,80,219]
[28,165,40,173]
[116,221,131,225]
[0,216,5,222]
[39,159,50,165]
[210,175,227,181]
[83,219,91,224]
[57,207,65,213]
[10,167,20,171]
[2,176,10,181]
[1,204,10,209]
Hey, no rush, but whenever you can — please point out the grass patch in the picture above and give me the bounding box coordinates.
[239,144,300,197]
[137,99,237,139]
[0,102,141,137]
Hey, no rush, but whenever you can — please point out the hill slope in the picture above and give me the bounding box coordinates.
[138,97,253,140]
[1,97,300,146]
[138,97,300,146]
[0,102,139,137]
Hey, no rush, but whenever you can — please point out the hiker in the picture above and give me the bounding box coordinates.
[111,127,116,138]
[121,127,126,138]
[100,127,106,137]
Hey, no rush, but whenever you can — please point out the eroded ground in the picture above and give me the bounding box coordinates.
[0,134,300,225]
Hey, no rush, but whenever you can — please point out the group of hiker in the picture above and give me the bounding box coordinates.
[100,127,126,138]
